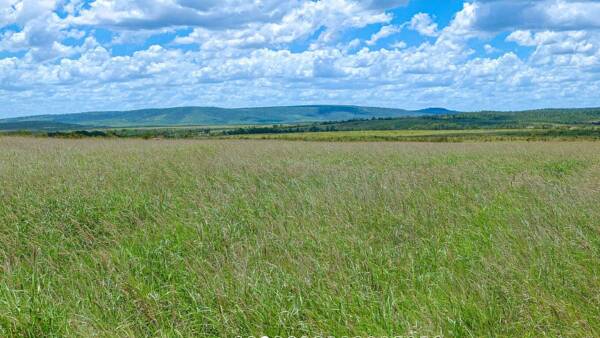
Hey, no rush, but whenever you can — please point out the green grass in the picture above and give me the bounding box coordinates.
[1,137,599,336]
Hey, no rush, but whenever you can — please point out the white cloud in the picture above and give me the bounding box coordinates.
[471,0,600,32]
[367,25,402,45]
[409,13,438,37]
[506,29,598,70]
[69,0,398,32]
[174,0,394,50]
[390,41,407,49]
[1,0,600,117]
[484,44,498,54]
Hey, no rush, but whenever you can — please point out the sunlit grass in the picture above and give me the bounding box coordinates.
[0,137,599,336]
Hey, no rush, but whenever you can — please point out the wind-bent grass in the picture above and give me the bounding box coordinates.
[0,137,599,337]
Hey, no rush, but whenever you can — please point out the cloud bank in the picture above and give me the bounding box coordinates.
[0,0,599,117]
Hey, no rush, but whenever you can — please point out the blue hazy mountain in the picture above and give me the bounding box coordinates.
[1,105,457,129]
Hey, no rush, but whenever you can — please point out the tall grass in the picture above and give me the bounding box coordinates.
[0,137,599,336]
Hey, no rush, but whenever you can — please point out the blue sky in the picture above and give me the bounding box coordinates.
[1,0,600,118]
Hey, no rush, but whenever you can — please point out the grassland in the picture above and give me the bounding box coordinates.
[1,137,599,337]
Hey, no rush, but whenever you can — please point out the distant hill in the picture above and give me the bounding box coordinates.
[414,108,458,115]
[306,108,600,131]
[5,106,597,133]
[1,105,449,130]
[214,107,600,137]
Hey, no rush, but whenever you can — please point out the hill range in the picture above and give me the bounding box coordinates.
[0,105,456,131]
[2,106,600,133]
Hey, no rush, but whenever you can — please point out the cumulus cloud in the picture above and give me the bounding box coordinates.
[70,0,402,32]
[0,0,79,61]
[367,25,402,45]
[390,41,407,49]
[471,0,600,32]
[172,0,396,50]
[1,0,600,117]
[70,0,292,30]
[409,13,438,37]
[484,44,498,54]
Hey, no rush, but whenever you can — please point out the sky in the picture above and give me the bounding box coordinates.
[1,0,600,118]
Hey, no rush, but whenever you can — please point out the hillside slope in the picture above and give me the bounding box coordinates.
[314,108,600,131]
[1,105,451,129]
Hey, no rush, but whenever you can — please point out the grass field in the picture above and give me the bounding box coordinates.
[1,137,599,337]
